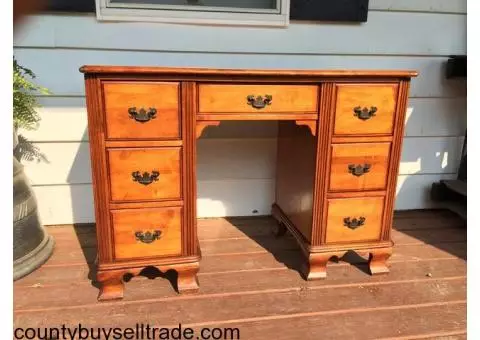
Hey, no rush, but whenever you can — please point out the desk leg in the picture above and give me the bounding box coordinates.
[368,247,392,275]
[303,251,347,280]
[97,269,125,301]
[177,262,200,294]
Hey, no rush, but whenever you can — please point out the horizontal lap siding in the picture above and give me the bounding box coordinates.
[13,6,466,225]
[14,12,466,55]
[369,0,467,14]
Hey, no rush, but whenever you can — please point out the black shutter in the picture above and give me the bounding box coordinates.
[446,55,467,79]
[46,0,95,12]
[290,0,369,22]
[46,0,370,22]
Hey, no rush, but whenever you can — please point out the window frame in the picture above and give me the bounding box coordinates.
[95,0,291,27]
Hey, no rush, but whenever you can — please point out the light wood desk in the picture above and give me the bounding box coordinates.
[80,66,417,301]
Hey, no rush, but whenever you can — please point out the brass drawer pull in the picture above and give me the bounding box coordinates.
[132,171,159,185]
[344,217,366,230]
[348,164,371,177]
[353,106,377,121]
[247,95,272,109]
[128,107,157,123]
[135,230,162,244]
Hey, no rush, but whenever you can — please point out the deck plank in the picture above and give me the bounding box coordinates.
[378,330,467,340]
[14,259,466,310]
[15,247,465,287]
[188,303,466,340]
[14,279,465,327]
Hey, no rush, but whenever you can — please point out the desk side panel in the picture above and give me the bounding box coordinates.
[275,121,316,242]
[84,74,114,263]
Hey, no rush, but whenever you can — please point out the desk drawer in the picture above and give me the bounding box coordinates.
[112,207,182,260]
[103,82,181,140]
[107,147,182,202]
[329,142,391,192]
[325,197,385,244]
[198,84,318,113]
[334,84,398,135]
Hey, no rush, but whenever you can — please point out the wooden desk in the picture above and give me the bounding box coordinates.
[80,66,417,301]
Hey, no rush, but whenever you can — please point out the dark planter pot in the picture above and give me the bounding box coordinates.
[13,152,55,281]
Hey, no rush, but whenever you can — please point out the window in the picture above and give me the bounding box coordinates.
[95,0,290,26]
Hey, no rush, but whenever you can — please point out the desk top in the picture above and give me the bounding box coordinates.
[79,65,418,78]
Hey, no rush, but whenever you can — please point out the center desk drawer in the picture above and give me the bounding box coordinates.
[107,148,182,202]
[198,84,318,113]
[111,207,182,260]
[329,142,391,192]
[103,82,180,140]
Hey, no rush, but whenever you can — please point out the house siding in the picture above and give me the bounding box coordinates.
[13,2,466,225]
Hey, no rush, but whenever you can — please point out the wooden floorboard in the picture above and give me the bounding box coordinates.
[13,210,467,339]
[187,303,466,340]
[15,255,466,288]
[13,261,466,310]
[378,330,467,340]
[14,279,466,328]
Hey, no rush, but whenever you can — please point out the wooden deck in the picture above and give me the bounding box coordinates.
[14,210,466,339]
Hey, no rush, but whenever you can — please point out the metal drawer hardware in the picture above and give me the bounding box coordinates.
[135,230,162,244]
[131,171,160,185]
[246,95,272,109]
[353,106,377,120]
[128,107,157,123]
[348,164,371,177]
[343,217,366,230]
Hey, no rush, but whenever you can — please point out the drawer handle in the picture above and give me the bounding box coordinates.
[348,164,371,177]
[247,95,272,109]
[353,106,377,121]
[135,230,162,244]
[131,171,160,185]
[128,107,157,123]
[344,217,366,230]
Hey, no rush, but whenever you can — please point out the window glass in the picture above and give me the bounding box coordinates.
[108,0,278,10]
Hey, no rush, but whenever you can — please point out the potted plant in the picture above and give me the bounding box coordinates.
[13,57,54,280]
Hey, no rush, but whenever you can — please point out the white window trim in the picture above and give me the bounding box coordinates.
[95,0,290,27]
